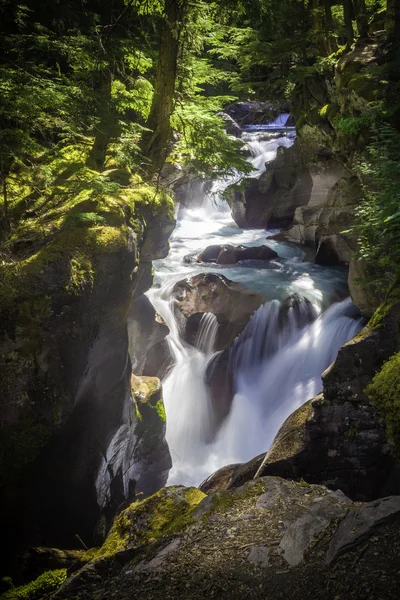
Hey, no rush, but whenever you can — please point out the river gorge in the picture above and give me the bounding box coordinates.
[146,121,363,488]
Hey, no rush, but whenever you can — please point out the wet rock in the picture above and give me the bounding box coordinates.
[171,273,265,350]
[128,294,170,375]
[217,112,242,136]
[225,100,290,126]
[204,349,234,436]
[196,244,278,265]
[227,167,279,229]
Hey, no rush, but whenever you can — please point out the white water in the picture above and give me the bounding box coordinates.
[147,128,363,487]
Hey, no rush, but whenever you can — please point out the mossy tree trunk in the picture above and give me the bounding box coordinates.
[141,0,186,178]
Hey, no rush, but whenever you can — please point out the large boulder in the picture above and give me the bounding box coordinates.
[227,167,279,228]
[171,273,265,350]
[195,244,278,265]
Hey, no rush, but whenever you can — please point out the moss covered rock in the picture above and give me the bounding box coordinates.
[366,352,400,458]
[0,151,175,571]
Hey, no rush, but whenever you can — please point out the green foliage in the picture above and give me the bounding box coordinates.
[0,569,67,600]
[365,352,400,458]
[349,127,400,289]
[336,114,374,134]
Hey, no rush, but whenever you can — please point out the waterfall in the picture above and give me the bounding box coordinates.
[147,121,363,487]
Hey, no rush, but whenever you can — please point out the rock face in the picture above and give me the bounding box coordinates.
[284,173,361,265]
[128,294,173,378]
[254,302,400,500]
[171,273,265,351]
[0,185,175,568]
[348,258,383,318]
[48,477,400,600]
[227,167,280,229]
[194,244,278,265]
[129,376,172,498]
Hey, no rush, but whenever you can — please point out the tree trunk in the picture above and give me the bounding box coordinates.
[2,175,8,224]
[386,0,400,56]
[141,0,186,178]
[323,0,338,53]
[355,0,369,38]
[343,0,354,43]
[87,69,113,171]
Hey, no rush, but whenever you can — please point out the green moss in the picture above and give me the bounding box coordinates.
[155,399,166,422]
[0,569,67,600]
[367,284,400,331]
[85,486,206,560]
[366,351,400,458]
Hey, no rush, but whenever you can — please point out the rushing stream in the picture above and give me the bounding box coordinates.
[147,124,363,487]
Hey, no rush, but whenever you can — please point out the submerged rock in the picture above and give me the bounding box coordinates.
[171,273,265,351]
[195,244,278,265]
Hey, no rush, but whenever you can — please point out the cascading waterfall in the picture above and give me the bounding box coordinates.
[147,122,364,487]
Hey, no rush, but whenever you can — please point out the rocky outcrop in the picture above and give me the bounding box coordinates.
[171,273,265,350]
[284,174,361,265]
[253,301,400,500]
[43,478,400,600]
[0,176,175,569]
[128,295,172,378]
[129,376,172,498]
[348,258,383,317]
[189,243,278,265]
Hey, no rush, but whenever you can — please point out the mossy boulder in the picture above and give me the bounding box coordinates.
[84,486,206,561]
